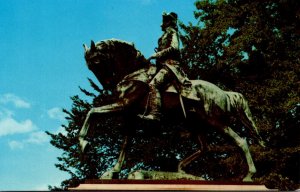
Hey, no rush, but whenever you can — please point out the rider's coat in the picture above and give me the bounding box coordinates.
[152,27,190,86]
[154,27,180,63]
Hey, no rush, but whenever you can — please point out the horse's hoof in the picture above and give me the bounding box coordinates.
[128,170,145,180]
[177,169,187,174]
[100,172,113,179]
[100,171,119,179]
[242,176,253,182]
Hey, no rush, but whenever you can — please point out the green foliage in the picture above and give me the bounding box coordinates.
[46,80,123,190]
[48,0,299,190]
[179,0,299,190]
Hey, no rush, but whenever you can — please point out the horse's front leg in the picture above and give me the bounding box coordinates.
[178,134,206,174]
[100,136,129,179]
[78,101,127,152]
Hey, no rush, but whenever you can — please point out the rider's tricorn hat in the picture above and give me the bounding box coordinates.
[162,11,178,25]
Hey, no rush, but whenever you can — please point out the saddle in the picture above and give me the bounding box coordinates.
[146,65,192,95]
[118,65,198,101]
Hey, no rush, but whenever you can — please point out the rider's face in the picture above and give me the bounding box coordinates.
[160,21,170,31]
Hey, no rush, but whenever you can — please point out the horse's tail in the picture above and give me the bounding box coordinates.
[230,92,266,147]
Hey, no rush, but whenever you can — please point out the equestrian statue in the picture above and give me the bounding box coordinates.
[78,12,266,182]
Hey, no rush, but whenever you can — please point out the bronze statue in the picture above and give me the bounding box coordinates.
[138,12,190,121]
[78,37,265,181]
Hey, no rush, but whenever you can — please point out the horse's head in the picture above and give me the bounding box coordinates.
[83,39,148,90]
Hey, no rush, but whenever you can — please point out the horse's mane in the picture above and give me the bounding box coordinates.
[96,39,134,51]
[96,39,147,64]
[85,39,148,89]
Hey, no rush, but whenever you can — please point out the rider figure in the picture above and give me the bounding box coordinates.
[139,12,189,121]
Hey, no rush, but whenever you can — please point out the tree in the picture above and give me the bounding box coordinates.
[48,0,299,190]
[179,0,299,190]
[46,79,125,190]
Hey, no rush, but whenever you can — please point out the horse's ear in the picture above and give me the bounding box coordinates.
[91,40,96,50]
[83,44,88,52]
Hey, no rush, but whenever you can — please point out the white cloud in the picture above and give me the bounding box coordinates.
[8,131,49,150]
[0,108,14,117]
[0,116,37,136]
[0,93,31,108]
[0,93,49,149]
[47,107,65,121]
[8,140,24,150]
[26,131,49,144]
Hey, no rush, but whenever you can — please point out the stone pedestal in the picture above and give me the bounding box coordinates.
[69,180,273,191]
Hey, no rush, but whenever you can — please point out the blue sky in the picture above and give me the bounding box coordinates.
[0,0,197,190]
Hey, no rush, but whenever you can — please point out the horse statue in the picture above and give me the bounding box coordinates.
[78,39,266,181]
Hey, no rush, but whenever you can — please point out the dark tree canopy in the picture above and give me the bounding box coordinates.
[47,0,299,190]
[180,0,299,189]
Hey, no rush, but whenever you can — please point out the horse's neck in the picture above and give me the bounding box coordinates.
[113,57,147,83]
[121,67,150,84]
[116,68,150,104]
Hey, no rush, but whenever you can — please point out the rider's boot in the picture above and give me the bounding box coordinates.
[139,85,161,121]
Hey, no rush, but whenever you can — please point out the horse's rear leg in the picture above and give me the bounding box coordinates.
[239,102,266,147]
[177,135,206,173]
[224,126,256,182]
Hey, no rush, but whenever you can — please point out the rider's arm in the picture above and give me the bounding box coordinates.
[150,29,179,60]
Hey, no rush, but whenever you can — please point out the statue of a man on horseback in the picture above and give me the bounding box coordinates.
[139,11,191,121]
[78,11,266,181]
